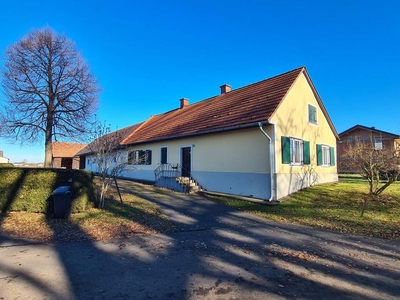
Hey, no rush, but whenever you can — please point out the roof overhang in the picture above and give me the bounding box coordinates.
[122,121,272,147]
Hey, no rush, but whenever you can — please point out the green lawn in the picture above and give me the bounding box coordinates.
[205,175,400,240]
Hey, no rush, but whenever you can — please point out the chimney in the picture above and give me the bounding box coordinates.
[220,84,231,94]
[180,98,189,109]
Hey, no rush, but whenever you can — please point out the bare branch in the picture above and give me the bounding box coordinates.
[343,134,400,197]
[83,120,128,208]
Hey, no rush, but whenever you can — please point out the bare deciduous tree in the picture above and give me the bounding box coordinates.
[344,135,400,216]
[84,121,128,208]
[0,27,100,167]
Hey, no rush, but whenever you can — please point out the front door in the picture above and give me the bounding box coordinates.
[181,147,191,177]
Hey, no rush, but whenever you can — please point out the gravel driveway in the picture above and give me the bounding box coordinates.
[1,180,399,299]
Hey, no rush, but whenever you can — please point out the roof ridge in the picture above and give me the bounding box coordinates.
[150,66,305,117]
[119,66,311,146]
[224,66,305,95]
[339,124,400,137]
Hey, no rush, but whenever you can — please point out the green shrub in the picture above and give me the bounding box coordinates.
[0,163,14,168]
[0,168,95,214]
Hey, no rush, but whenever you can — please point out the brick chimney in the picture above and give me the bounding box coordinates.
[220,84,231,94]
[180,98,189,109]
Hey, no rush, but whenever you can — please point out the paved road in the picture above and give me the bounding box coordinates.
[1,180,399,299]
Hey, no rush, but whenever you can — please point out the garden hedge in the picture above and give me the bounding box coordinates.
[0,163,14,168]
[0,167,95,214]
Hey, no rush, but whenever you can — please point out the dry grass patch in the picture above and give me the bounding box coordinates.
[0,189,174,243]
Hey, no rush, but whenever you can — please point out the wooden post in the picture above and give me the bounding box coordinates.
[114,177,123,204]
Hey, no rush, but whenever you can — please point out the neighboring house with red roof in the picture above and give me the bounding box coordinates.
[337,125,400,173]
[52,142,87,169]
[81,67,339,201]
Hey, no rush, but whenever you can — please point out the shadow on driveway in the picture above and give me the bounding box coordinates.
[1,179,400,299]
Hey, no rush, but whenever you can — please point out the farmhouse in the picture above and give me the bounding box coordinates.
[83,67,339,201]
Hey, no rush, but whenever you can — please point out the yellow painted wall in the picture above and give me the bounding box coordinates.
[271,72,337,172]
[270,72,338,198]
[191,128,270,173]
[124,127,271,174]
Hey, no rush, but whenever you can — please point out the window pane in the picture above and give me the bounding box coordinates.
[374,139,383,150]
[145,150,152,165]
[295,141,301,163]
[128,151,133,165]
[322,145,330,166]
[290,139,303,164]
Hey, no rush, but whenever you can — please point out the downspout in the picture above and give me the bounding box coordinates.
[258,122,274,201]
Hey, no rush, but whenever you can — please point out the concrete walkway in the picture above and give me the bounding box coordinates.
[1,180,400,299]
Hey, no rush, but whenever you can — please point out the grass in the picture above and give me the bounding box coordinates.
[0,185,174,243]
[1,175,399,242]
[204,175,400,240]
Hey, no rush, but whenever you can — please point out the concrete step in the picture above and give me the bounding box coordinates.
[176,176,201,193]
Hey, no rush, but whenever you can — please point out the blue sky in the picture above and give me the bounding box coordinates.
[0,0,399,163]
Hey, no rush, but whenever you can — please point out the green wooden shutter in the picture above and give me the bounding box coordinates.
[308,104,316,124]
[330,147,335,166]
[303,141,310,164]
[316,144,322,166]
[281,136,290,164]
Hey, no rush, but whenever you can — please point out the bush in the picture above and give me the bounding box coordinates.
[0,168,95,214]
[0,163,14,168]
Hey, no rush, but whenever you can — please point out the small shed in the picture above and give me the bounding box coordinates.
[52,142,87,169]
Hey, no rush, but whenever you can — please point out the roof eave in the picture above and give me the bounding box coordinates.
[339,124,400,138]
[122,121,272,147]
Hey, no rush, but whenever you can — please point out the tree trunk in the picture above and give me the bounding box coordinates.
[44,125,53,167]
[44,130,53,168]
[360,199,367,217]
[44,93,54,168]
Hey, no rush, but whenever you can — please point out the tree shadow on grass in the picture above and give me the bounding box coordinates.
[1,178,400,299]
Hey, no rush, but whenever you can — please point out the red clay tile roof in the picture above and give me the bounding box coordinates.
[77,122,143,155]
[52,142,87,158]
[121,67,307,145]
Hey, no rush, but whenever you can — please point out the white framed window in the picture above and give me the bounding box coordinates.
[282,137,310,165]
[317,144,335,167]
[128,149,152,165]
[374,139,383,150]
[322,145,331,166]
[290,138,303,165]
